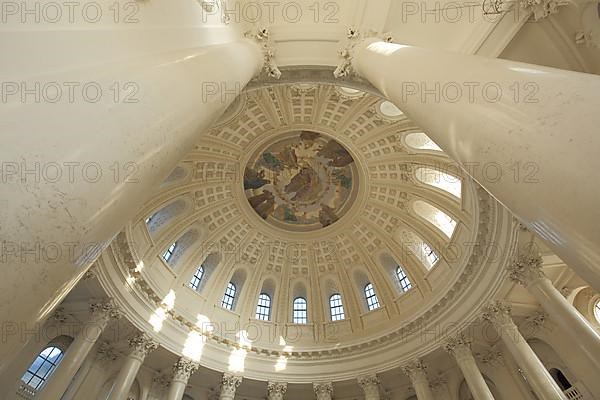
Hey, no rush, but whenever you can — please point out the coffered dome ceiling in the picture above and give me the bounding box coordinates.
[96,82,517,382]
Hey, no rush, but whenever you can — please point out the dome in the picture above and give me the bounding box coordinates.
[96,82,515,382]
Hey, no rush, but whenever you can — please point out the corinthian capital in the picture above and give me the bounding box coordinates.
[313,382,333,400]
[267,382,287,400]
[220,373,242,400]
[333,28,393,78]
[358,374,380,398]
[172,358,199,382]
[481,301,515,328]
[443,335,474,363]
[507,255,545,286]
[127,332,159,359]
[402,359,429,383]
[89,298,121,325]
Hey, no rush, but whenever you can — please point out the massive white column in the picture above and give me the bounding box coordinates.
[37,300,120,400]
[219,373,243,400]
[444,337,495,400]
[402,360,435,400]
[0,36,264,371]
[267,382,288,400]
[345,37,600,292]
[358,374,380,400]
[166,358,200,400]
[482,302,567,400]
[313,382,334,400]
[508,255,600,369]
[107,333,158,400]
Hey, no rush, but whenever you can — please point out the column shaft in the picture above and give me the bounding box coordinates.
[0,38,263,371]
[352,39,600,292]
[445,340,495,400]
[483,303,567,400]
[37,302,119,400]
[166,380,187,400]
[529,278,600,369]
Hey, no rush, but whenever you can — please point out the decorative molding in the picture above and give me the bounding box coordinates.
[172,358,200,382]
[519,0,560,21]
[443,335,474,363]
[51,307,69,324]
[507,255,545,286]
[429,375,448,392]
[313,382,334,400]
[245,27,281,79]
[476,350,504,366]
[560,286,573,298]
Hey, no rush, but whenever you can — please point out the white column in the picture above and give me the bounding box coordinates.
[166,358,200,400]
[357,374,380,400]
[0,37,264,371]
[508,256,600,370]
[314,382,333,400]
[482,302,567,400]
[37,300,120,400]
[267,382,288,400]
[219,373,243,400]
[402,360,435,400]
[107,333,158,400]
[444,337,495,400]
[344,36,600,292]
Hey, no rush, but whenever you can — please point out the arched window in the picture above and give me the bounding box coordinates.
[549,368,572,391]
[189,265,205,291]
[423,242,439,266]
[255,293,272,321]
[594,300,600,323]
[364,283,380,310]
[396,266,413,292]
[221,282,236,310]
[293,297,307,324]
[21,346,64,390]
[162,242,177,262]
[329,294,345,321]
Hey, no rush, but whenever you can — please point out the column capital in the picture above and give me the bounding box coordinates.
[220,373,242,400]
[172,357,199,382]
[244,27,281,80]
[402,359,429,383]
[333,28,393,79]
[267,382,287,400]
[89,298,121,325]
[357,374,380,398]
[481,301,515,329]
[313,382,333,400]
[443,335,473,363]
[127,333,159,360]
[507,255,546,286]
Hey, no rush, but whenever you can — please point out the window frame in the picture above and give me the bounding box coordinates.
[21,346,64,390]
[255,293,272,321]
[189,265,205,291]
[395,266,413,292]
[221,282,237,310]
[162,242,177,262]
[329,293,345,321]
[364,283,380,311]
[292,297,308,324]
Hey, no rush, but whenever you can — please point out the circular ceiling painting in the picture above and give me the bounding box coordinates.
[244,131,358,231]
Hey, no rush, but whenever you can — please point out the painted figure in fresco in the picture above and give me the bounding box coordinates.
[277,145,298,169]
[317,139,354,167]
[300,131,320,148]
[319,204,339,227]
[248,190,275,219]
[285,166,322,202]
[244,167,270,190]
